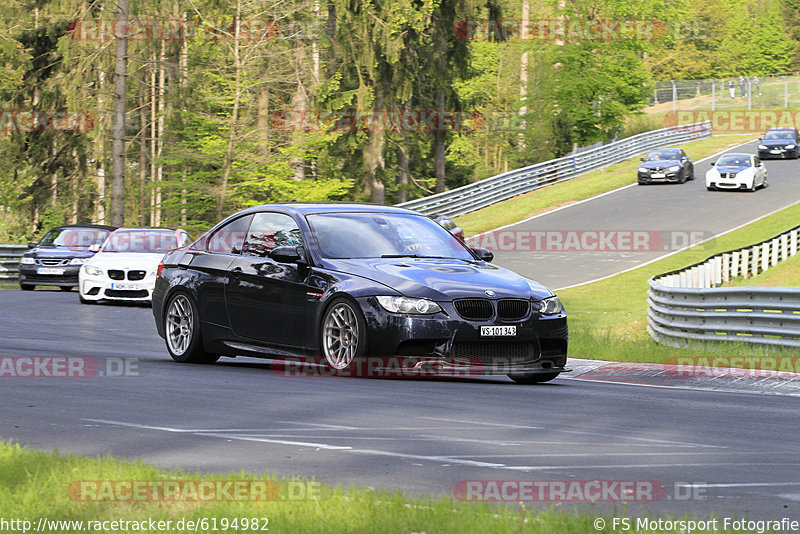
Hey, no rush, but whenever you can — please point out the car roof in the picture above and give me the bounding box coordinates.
[719,152,752,158]
[236,202,419,217]
[49,224,117,231]
[765,127,797,131]
[111,227,183,232]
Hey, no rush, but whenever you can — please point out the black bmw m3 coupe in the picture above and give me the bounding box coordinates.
[152,204,568,383]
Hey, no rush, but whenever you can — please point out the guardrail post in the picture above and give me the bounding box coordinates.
[781,234,789,261]
[722,253,730,283]
[741,249,750,279]
[792,230,798,256]
[762,242,770,272]
[771,238,780,266]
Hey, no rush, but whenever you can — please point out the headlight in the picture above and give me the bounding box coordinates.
[535,296,563,315]
[69,258,85,265]
[19,257,35,265]
[668,165,681,172]
[83,265,103,276]
[787,144,796,149]
[376,296,441,315]
[637,167,648,173]
[758,145,768,150]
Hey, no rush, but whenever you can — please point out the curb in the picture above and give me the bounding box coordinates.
[563,357,800,396]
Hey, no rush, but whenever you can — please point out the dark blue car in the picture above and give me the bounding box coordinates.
[152,203,568,383]
[757,127,800,159]
[637,148,694,184]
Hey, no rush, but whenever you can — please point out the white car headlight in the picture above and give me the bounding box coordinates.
[535,296,563,315]
[668,165,681,172]
[758,145,768,150]
[19,257,35,265]
[69,258,86,265]
[376,296,441,315]
[638,167,648,173]
[83,265,103,276]
[786,144,796,149]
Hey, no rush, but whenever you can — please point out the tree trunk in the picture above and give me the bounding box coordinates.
[109,0,129,226]
[217,1,243,221]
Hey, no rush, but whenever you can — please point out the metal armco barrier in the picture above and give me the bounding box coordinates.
[396,121,712,217]
[648,226,800,348]
[0,245,27,283]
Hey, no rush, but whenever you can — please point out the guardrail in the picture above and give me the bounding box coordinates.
[0,245,27,283]
[396,121,712,217]
[647,226,800,348]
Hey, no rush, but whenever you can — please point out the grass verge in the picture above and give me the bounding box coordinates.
[725,249,800,287]
[454,134,754,237]
[0,441,729,534]
[558,201,800,365]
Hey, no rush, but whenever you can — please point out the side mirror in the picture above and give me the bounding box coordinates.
[471,248,494,262]
[27,242,37,249]
[269,245,305,264]
[88,244,101,253]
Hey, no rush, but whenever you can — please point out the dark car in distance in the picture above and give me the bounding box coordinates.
[429,214,465,243]
[152,204,569,384]
[637,148,694,184]
[18,224,117,291]
[757,127,800,159]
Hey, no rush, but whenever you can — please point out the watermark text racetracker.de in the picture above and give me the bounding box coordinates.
[67,479,321,502]
[465,230,712,253]
[666,356,800,379]
[454,480,706,502]
[666,110,800,133]
[0,356,138,378]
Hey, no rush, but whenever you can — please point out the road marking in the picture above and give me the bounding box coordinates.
[197,432,353,450]
[419,416,543,429]
[496,462,800,471]
[560,375,800,397]
[346,448,507,468]
[444,451,770,458]
[677,482,800,488]
[82,418,279,433]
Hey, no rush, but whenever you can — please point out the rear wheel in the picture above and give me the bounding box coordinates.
[59,286,73,292]
[321,297,367,371]
[508,372,561,384]
[165,292,219,364]
[20,284,34,291]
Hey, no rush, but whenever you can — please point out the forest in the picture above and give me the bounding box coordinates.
[0,0,798,240]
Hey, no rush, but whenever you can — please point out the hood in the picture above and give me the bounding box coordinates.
[322,257,553,301]
[761,138,796,147]
[640,159,681,169]
[713,165,752,174]
[25,247,95,260]
[85,252,166,270]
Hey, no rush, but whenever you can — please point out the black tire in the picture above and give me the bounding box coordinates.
[749,181,757,192]
[164,292,219,364]
[79,294,95,304]
[706,186,714,191]
[59,286,73,292]
[508,372,561,384]
[678,170,686,184]
[20,284,34,291]
[320,297,367,372]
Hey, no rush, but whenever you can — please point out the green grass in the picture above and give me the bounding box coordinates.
[558,201,800,365]
[725,248,800,287]
[454,134,754,237]
[0,441,735,534]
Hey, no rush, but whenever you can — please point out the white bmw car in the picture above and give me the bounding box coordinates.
[706,153,767,192]
[79,228,190,304]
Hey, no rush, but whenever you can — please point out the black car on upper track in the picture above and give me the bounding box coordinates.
[637,148,694,184]
[757,127,800,159]
[152,203,569,383]
[18,224,117,291]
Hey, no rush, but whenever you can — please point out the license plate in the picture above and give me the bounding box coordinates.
[111,282,141,290]
[650,173,665,178]
[771,150,781,154]
[37,267,64,275]
[480,325,516,337]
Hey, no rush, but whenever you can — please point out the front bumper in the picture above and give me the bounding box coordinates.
[356,296,569,376]
[758,147,798,159]
[18,265,81,286]
[79,273,156,301]
[637,170,682,183]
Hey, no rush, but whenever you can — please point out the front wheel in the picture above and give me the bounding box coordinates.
[20,284,34,291]
[321,297,367,371]
[164,292,219,364]
[59,286,73,292]
[508,372,561,384]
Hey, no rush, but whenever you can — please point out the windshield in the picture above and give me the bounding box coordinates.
[103,230,178,253]
[38,228,111,250]
[764,131,795,140]
[308,212,474,260]
[716,155,752,167]
[644,150,680,161]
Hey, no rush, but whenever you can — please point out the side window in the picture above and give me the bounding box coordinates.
[207,215,254,254]
[242,212,304,258]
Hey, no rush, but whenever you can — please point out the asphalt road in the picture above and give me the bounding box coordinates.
[1,291,798,522]
[485,139,800,289]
